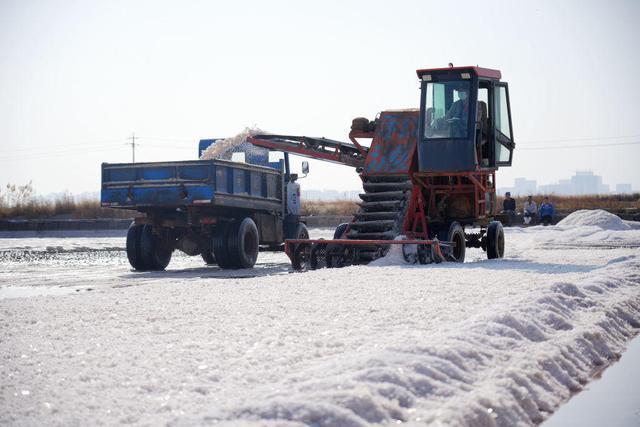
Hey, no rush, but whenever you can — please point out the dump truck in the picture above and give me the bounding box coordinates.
[101,141,309,270]
[248,65,515,269]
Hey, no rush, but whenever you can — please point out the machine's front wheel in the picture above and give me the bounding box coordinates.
[333,223,349,239]
[486,221,505,259]
[126,223,146,270]
[447,222,466,263]
[295,223,309,240]
[292,242,312,271]
[140,225,172,270]
[227,217,260,269]
[291,222,309,260]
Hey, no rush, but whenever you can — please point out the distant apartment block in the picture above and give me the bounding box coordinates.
[616,183,633,194]
[499,171,633,196]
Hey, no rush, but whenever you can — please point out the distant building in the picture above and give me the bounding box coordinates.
[501,171,617,196]
[616,183,633,194]
[512,177,537,195]
[498,177,537,196]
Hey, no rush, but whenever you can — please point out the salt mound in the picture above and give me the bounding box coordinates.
[199,127,266,161]
[557,209,630,231]
[369,236,411,266]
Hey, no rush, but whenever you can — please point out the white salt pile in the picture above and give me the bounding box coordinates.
[368,236,408,266]
[199,127,267,161]
[558,209,630,231]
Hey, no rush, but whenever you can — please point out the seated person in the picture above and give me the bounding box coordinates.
[502,192,516,214]
[428,84,470,138]
[523,195,537,225]
[539,197,555,226]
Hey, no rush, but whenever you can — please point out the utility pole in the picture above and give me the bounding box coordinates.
[127,132,137,163]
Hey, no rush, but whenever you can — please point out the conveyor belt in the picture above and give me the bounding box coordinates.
[248,134,367,168]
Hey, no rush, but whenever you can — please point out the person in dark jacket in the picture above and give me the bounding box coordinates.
[502,192,516,213]
[539,197,555,226]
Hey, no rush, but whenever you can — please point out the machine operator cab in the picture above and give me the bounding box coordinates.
[417,66,515,172]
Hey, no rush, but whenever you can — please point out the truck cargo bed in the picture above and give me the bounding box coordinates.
[101,159,283,212]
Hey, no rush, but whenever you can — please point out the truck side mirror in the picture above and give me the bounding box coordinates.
[301,161,309,175]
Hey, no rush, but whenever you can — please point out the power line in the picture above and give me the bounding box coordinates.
[519,134,640,144]
[0,140,123,154]
[519,141,640,150]
[0,146,122,162]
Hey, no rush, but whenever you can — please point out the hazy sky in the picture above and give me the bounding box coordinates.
[1,0,639,195]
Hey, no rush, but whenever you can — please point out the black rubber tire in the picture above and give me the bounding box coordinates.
[447,222,466,263]
[201,249,216,265]
[213,221,234,269]
[295,222,309,240]
[126,223,146,271]
[226,217,260,269]
[333,223,349,239]
[292,243,311,271]
[487,221,505,259]
[140,225,172,270]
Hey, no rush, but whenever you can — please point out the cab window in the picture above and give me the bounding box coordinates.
[495,86,511,139]
[424,81,471,139]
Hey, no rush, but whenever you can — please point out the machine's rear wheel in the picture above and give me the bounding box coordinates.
[213,221,234,269]
[126,223,146,270]
[447,222,466,263]
[227,217,260,269]
[486,221,505,259]
[140,225,172,270]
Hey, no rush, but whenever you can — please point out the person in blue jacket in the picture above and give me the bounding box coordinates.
[539,196,555,226]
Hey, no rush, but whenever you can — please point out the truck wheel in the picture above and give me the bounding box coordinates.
[126,223,146,270]
[213,222,234,269]
[447,222,466,263]
[227,218,260,269]
[140,225,172,270]
[486,221,505,259]
[296,223,309,240]
[201,250,216,265]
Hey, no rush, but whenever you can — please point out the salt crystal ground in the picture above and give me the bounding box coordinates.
[1,210,639,426]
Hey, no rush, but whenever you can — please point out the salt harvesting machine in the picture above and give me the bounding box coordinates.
[249,65,515,270]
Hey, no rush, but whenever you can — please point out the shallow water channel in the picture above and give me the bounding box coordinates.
[543,334,640,426]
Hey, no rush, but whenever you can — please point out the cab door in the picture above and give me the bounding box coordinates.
[494,83,515,166]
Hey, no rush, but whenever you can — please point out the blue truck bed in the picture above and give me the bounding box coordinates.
[101,159,284,213]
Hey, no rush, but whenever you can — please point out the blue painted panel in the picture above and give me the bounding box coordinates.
[102,185,214,206]
[179,164,209,180]
[108,168,136,182]
[233,169,247,195]
[216,166,227,193]
[142,167,174,180]
[266,175,278,199]
[250,172,262,196]
[365,111,419,175]
[418,139,476,172]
